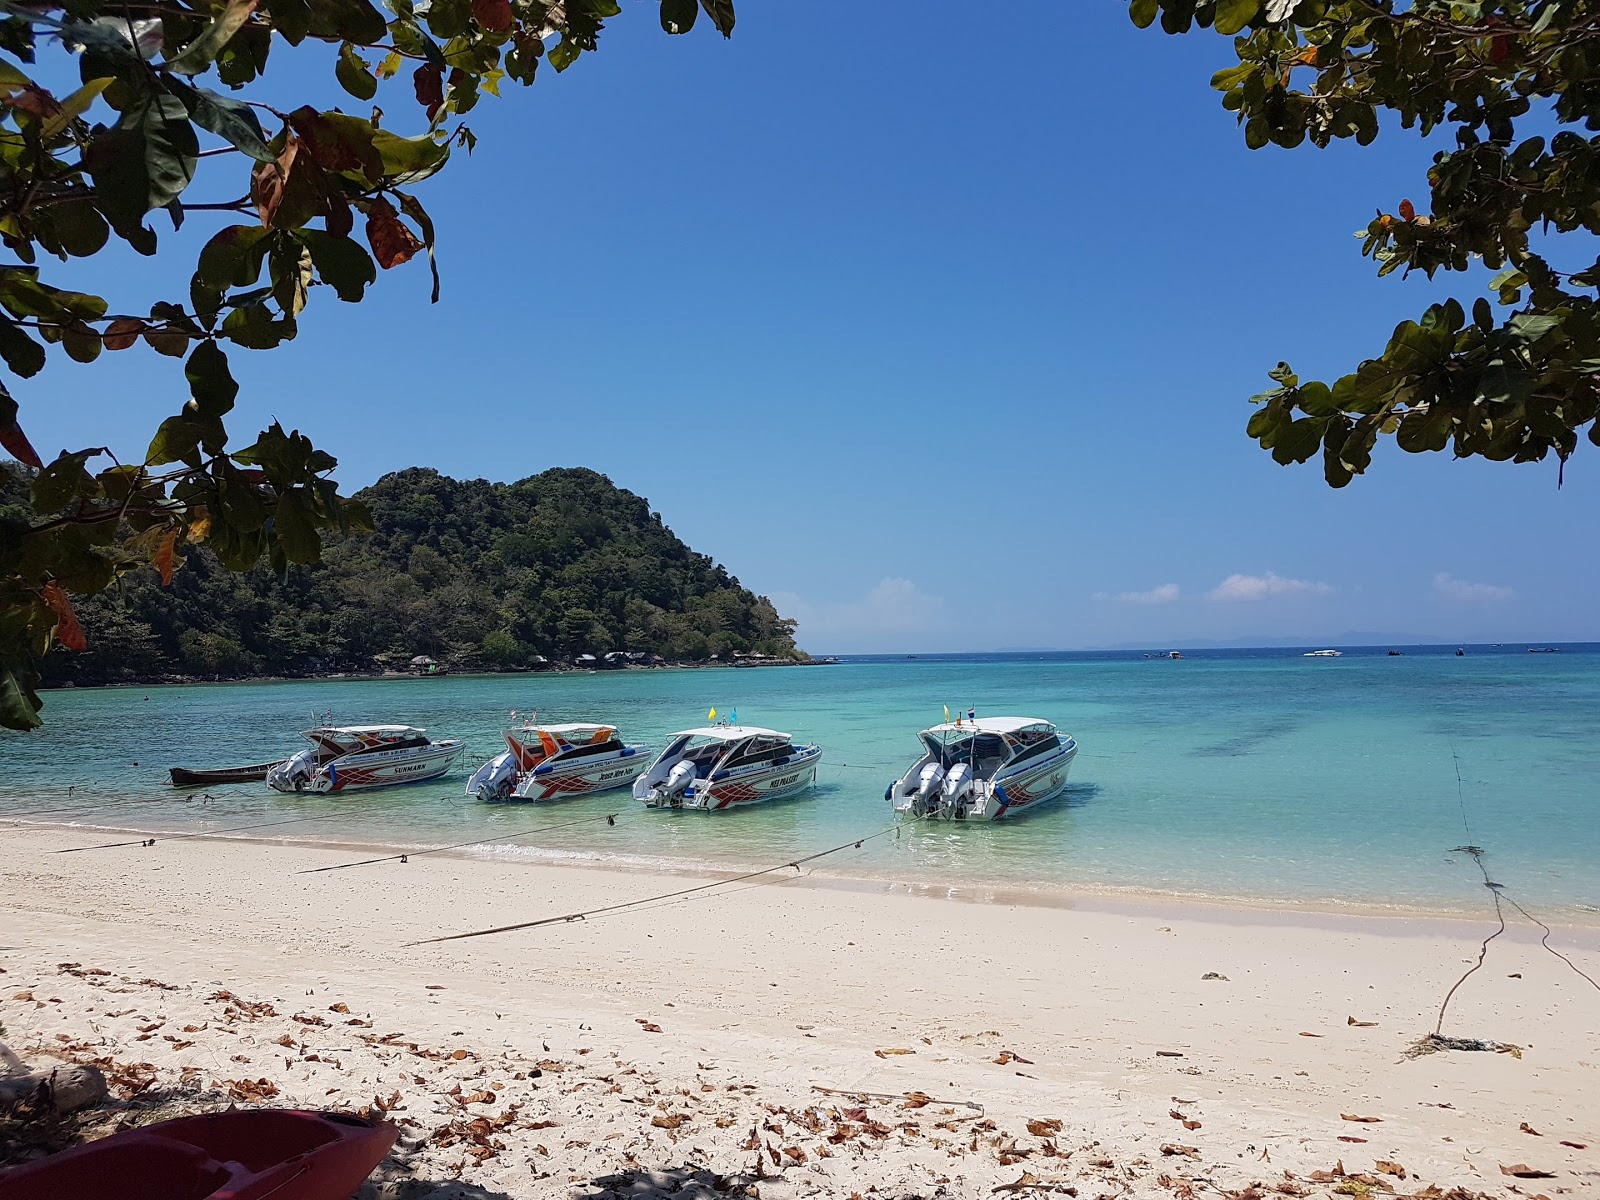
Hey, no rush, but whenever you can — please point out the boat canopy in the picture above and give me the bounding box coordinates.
[302,726,428,753]
[515,723,617,738]
[921,716,1055,737]
[669,725,790,742]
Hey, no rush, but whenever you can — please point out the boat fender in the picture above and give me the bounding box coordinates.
[621,747,635,756]
[883,784,893,803]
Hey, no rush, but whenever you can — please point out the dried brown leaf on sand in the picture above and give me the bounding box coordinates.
[874,1047,915,1057]
[1520,1122,1543,1136]
[1341,1114,1382,1123]
[1337,1136,1368,1144]
[1500,1164,1557,1178]
[1161,1144,1200,1158]
[993,1172,1042,1193]
[651,1113,685,1129]
[1374,1161,1407,1178]
[1559,1141,1587,1150]
[1347,1017,1378,1027]
[1027,1119,1063,1137]
[994,1049,1034,1065]
[903,1092,933,1109]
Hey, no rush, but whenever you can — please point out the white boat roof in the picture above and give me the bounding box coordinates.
[307,724,424,736]
[673,725,789,742]
[923,716,1055,736]
[511,722,616,735]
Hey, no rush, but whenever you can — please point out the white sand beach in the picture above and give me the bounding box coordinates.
[2,825,1597,1199]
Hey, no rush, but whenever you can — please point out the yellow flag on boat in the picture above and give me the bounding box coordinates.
[708,707,717,722]
[943,704,951,723]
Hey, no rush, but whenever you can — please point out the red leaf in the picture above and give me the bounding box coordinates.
[1,417,43,469]
[103,318,145,351]
[365,199,423,269]
[413,64,443,121]
[1491,33,1511,64]
[42,582,87,651]
[1398,199,1416,221]
[472,0,512,33]
[252,134,301,229]
[155,528,179,587]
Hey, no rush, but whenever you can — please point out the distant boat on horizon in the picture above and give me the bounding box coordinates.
[1303,649,1342,658]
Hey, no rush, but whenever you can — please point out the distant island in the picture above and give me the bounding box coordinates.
[10,466,807,687]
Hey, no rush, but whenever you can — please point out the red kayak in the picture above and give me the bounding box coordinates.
[0,1108,396,1200]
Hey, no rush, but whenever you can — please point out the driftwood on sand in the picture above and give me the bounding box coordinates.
[0,1042,107,1114]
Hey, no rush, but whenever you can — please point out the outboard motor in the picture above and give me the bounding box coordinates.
[267,747,318,794]
[658,760,698,807]
[912,762,945,816]
[942,762,975,819]
[468,752,517,802]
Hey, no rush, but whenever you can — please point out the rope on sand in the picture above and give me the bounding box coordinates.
[406,813,928,946]
[298,811,622,874]
[53,810,358,853]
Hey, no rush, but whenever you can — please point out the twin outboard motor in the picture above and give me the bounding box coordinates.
[941,762,975,817]
[266,747,318,794]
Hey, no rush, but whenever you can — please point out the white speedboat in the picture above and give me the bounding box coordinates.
[634,725,822,811]
[465,722,650,802]
[887,716,1077,821]
[266,725,464,793]
[1303,649,1342,657]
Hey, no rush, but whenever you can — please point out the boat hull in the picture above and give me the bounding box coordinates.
[0,1108,396,1200]
[169,762,282,788]
[641,747,822,811]
[512,747,650,801]
[892,740,1077,822]
[268,741,464,794]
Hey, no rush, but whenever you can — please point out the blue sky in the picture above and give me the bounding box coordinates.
[17,4,1599,652]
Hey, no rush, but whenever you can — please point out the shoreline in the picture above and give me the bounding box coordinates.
[4,825,1597,1198]
[8,816,1600,939]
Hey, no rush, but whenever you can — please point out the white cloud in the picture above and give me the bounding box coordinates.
[1118,583,1181,605]
[768,577,948,648]
[1434,573,1513,603]
[1209,572,1333,602]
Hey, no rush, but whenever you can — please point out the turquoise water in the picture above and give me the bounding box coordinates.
[3,648,1597,920]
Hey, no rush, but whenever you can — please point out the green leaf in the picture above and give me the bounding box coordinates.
[272,487,321,563]
[220,302,295,349]
[32,448,102,514]
[300,230,376,302]
[547,35,580,71]
[337,41,379,100]
[147,414,217,464]
[265,0,310,43]
[1212,0,1259,35]
[185,340,238,418]
[167,0,258,75]
[0,666,43,732]
[196,224,272,291]
[181,85,274,162]
[309,0,388,43]
[1271,416,1323,464]
[85,92,200,239]
[39,77,112,141]
[0,320,46,378]
[661,0,697,33]
[370,129,450,183]
[697,0,734,37]
[1129,0,1159,28]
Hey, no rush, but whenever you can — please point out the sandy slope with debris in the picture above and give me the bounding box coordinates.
[2,824,1598,1200]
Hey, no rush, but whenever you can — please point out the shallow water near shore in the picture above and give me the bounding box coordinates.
[4,645,1598,921]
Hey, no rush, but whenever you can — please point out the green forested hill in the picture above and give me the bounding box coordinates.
[9,466,802,684]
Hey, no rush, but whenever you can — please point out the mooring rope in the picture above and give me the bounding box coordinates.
[406,813,928,946]
[52,809,359,853]
[298,810,622,874]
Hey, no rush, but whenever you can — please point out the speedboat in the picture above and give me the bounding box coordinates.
[265,725,464,793]
[887,716,1077,821]
[1303,649,1342,657]
[634,725,822,811]
[465,722,650,802]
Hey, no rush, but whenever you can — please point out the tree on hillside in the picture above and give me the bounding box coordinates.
[1132,1,1600,487]
[0,0,736,729]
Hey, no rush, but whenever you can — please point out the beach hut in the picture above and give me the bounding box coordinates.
[409,655,445,676]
